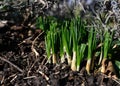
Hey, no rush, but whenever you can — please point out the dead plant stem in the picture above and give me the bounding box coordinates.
[0,56,23,73]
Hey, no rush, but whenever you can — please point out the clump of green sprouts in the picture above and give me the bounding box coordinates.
[37,16,118,76]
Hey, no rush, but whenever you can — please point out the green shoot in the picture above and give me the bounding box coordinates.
[70,19,77,71]
[61,21,72,65]
[45,31,51,63]
[86,28,97,74]
[59,30,65,63]
[101,30,112,73]
[71,17,84,71]
[77,44,86,71]
[50,21,58,64]
[45,18,59,64]
[36,16,44,30]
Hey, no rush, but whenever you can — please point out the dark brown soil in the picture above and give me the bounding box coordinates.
[0,22,120,86]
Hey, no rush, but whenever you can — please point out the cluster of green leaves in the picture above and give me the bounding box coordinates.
[37,16,87,71]
[36,16,120,76]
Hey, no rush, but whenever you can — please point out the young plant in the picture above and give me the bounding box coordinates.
[36,16,45,30]
[61,21,72,65]
[71,27,77,71]
[45,19,59,64]
[50,21,59,64]
[71,17,84,71]
[86,28,97,74]
[77,44,86,71]
[45,31,52,63]
[59,30,65,63]
[36,16,49,31]
[101,30,112,73]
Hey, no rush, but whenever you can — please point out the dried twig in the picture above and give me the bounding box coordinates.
[27,58,38,76]
[0,56,23,73]
[27,31,44,76]
[31,31,44,58]
[105,11,113,24]
[10,75,17,83]
[102,73,120,85]
[1,76,5,84]
[24,76,37,79]
[38,71,49,81]
[39,0,47,9]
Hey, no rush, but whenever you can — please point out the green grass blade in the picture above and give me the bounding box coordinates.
[77,44,86,71]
